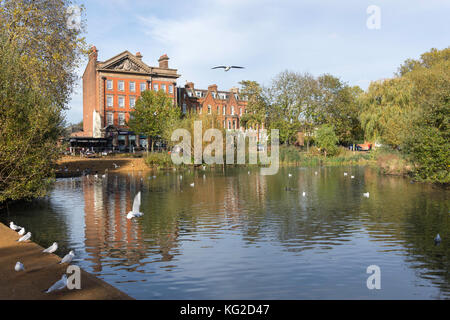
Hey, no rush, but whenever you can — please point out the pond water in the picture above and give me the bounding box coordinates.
[1,166,449,299]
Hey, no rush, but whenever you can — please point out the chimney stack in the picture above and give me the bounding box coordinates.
[158,54,169,68]
[208,84,218,92]
[230,87,239,94]
[136,52,143,60]
[89,46,98,61]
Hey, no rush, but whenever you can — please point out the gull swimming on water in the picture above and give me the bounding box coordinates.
[190,183,195,187]
[351,176,355,179]
[288,174,292,177]
[344,172,348,176]
[45,274,67,294]
[43,242,58,254]
[18,232,31,242]
[10,222,22,231]
[127,192,143,219]
[15,262,25,272]
[59,250,75,264]
[363,192,370,198]
[18,227,26,236]
[302,192,306,197]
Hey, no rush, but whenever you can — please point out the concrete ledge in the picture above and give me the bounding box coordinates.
[0,223,133,300]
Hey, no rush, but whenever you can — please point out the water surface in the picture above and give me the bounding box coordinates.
[1,166,449,299]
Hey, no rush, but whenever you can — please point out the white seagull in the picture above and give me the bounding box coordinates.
[18,232,31,242]
[113,163,120,169]
[45,274,68,294]
[212,66,244,72]
[59,250,75,264]
[43,242,58,254]
[288,174,293,177]
[344,172,348,176]
[351,176,355,179]
[18,227,26,236]
[363,192,370,198]
[15,262,25,272]
[315,172,318,175]
[127,192,143,219]
[10,222,21,231]
[190,183,195,187]
[179,175,183,180]
[302,192,306,197]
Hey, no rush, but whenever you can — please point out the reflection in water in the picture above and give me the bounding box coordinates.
[0,167,448,299]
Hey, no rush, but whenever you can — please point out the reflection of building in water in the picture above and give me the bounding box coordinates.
[82,175,146,272]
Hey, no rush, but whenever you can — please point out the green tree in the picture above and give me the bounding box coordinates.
[128,90,181,152]
[315,124,339,157]
[0,34,64,203]
[238,80,267,136]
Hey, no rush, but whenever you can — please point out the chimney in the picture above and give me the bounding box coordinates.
[185,82,194,89]
[89,46,98,61]
[208,84,218,92]
[136,52,143,60]
[230,87,239,94]
[158,54,169,68]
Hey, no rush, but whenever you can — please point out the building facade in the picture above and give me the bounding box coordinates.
[82,46,180,151]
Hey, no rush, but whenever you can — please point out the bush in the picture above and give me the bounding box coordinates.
[315,124,339,157]
[145,153,173,168]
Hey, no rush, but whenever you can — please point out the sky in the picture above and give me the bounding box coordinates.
[65,0,450,124]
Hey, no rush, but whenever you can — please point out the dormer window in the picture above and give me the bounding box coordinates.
[212,92,216,99]
[187,91,193,97]
[196,91,202,98]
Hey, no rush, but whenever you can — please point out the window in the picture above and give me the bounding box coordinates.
[107,95,113,107]
[228,121,231,129]
[153,83,158,91]
[118,96,125,108]
[223,120,226,128]
[118,112,125,125]
[196,91,202,98]
[208,105,211,114]
[140,82,146,92]
[233,120,236,129]
[223,106,226,115]
[129,96,136,108]
[187,91,193,97]
[239,108,242,116]
[106,80,113,90]
[182,103,186,114]
[118,81,124,91]
[129,82,136,92]
[169,85,173,94]
[106,112,113,126]
[231,106,235,115]
[212,92,216,99]
[161,84,166,92]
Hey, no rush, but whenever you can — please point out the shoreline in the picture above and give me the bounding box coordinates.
[0,223,133,300]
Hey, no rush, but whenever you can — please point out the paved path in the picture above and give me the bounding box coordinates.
[0,223,132,300]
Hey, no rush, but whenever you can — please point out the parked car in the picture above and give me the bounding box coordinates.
[84,151,96,158]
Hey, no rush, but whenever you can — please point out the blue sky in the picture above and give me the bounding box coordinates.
[66,0,450,124]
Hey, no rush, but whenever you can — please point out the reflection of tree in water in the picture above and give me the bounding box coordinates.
[359,173,450,298]
[0,180,73,256]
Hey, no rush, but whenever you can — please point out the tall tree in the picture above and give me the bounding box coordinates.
[128,90,181,152]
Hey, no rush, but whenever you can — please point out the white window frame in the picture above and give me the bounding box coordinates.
[106,112,113,126]
[129,96,136,108]
[106,80,113,90]
[107,95,114,107]
[118,112,125,125]
[118,81,125,91]
[153,83,159,91]
[161,84,166,92]
[169,85,173,94]
[118,96,125,108]
[140,82,146,92]
[129,82,136,92]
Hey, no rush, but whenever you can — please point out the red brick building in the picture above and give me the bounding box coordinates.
[177,82,251,131]
[82,46,180,151]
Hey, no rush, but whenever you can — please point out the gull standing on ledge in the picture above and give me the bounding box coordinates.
[18,227,26,236]
[59,250,75,264]
[43,242,58,254]
[15,262,25,272]
[10,222,21,231]
[18,232,31,242]
[211,66,245,72]
[45,274,67,294]
[127,192,143,219]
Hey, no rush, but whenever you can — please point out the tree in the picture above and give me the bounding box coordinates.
[128,90,181,152]
[0,34,64,203]
[0,0,87,108]
[315,124,339,157]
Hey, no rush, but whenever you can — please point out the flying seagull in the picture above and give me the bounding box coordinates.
[15,262,25,272]
[211,66,244,72]
[18,232,31,242]
[59,250,75,264]
[45,274,67,294]
[43,242,58,254]
[127,192,143,219]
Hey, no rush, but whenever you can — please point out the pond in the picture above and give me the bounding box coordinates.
[1,166,449,299]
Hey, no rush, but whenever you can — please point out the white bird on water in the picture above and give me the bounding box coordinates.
[344,172,348,176]
[45,274,67,294]
[15,262,25,272]
[127,192,143,219]
[363,192,370,198]
[10,222,21,231]
[288,174,292,177]
[351,176,355,179]
[43,242,58,254]
[18,227,26,236]
[59,250,75,264]
[179,175,183,180]
[190,183,195,187]
[18,232,31,242]
[315,171,318,175]
[302,192,306,197]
